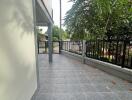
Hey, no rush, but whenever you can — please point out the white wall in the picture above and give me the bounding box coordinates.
[0,0,37,100]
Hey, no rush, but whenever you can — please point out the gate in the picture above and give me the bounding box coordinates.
[38,41,61,54]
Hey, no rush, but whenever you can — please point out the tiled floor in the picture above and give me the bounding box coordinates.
[35,54,132,100]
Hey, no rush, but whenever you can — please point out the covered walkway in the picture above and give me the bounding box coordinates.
[35,54,132,100]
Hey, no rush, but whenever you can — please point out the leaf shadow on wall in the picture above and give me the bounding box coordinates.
[12,0,34,38]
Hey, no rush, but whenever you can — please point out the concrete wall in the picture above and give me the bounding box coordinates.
[0,0,37,100]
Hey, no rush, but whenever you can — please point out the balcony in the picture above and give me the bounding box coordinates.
[34,54,132,100]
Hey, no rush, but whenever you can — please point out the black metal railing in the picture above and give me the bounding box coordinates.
[62,37,132,69]
[62,41,83,55]
[85,37,132,69]
[38,37,132,69]
[38,41,61,54]
[38,41,48,54]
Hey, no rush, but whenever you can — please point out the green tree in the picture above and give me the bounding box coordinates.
[52,25,69,41]
[52,26,60,41]
[64,0,132,40]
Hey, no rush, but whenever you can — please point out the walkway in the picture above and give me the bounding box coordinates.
[36,54,132,100]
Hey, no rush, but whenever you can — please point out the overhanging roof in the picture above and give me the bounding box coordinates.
[36,0,53,26]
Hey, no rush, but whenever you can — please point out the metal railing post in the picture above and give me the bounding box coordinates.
[82,40,86,63]
[59,41,61,54]
[38,41,39,54]
[97,39,100,59]
[122,40,127,67]
[115,40,119,64]
[131,56,132,69]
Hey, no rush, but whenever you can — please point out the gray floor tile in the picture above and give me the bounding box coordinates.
[35,54,132,100]
[73,93,87,100]
[100,92,121,100]
[85,92,103,100]
[116,92,132,100]
[108,84,132,92]
[81,84,96,92]
[92,84,112,92]
[36,93,52,100]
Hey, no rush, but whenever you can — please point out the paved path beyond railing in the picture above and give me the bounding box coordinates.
[35,54,132,100]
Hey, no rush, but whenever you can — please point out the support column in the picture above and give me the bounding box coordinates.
[60,0,62,53]
[48,23,53,63]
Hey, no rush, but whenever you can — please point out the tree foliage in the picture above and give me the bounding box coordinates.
[52,26,69,41]
[64,0,132,40]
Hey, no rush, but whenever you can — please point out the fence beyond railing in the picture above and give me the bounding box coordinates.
[62,38,132,69]
[62,41,83,55]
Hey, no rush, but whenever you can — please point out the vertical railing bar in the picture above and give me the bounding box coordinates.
[102,39,105,59]
[119,41,122,65]
[115,40,119,64]
[131,56,132,69]
[126,43,129,66]
[112,41,114,63]
[97,39,99,59]
[69,41,70,52]
[122,39,127,68]
[38,40,39,54]
[67,41,68,51]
